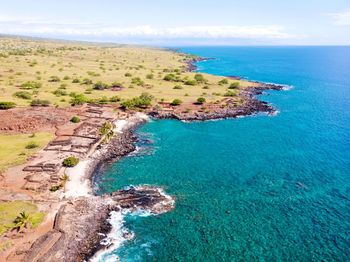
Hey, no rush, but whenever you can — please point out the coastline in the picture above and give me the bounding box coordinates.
[3,49,285,261]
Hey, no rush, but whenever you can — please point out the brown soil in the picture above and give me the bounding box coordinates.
[0,107,82,133]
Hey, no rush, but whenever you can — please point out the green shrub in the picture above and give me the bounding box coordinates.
[121,92,154,109]
[30,99,51,107]
[194,74,206,83]
[14,91,32,100]
[218,79,229,85]
[171,99,182,106]
[184,79,197,86]
[110,96,121,102]
[25,141,39,149]
[53,89,67,96]
[81,78,93,85]
[20,81,42,90]
[62,156,79,167]
[196,97,206,104]
[124,72,132,77]
[70,94,88,106]
[224,90,238,97]
[146,74,154,79]
[48,76,61,82]
[163,74,176,81]
[72,78,80,83]
[0,102,16,110]
[229,82,240,89]
[131,77,144,86]
[93,81,109,90]
[70,116,80,123]
[173,85,183,90]
[63,75,70,80]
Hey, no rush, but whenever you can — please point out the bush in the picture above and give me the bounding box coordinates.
[196,97,206,104]
[20,81,42,90]
[224,90,238,97]
[63,156,79,167]
[184,79,197,86]
[194,74,206,83]
[163,74,176,81]
[63,76,70,80]
[53,89,67,96]
[110,96,121,102]
[120,92,154,109]
[146,74,154,79]
[171,99,182,106]
[131,77,144,86]
[218,79,229,85]
[173,85,183,90]
[48,76,61,82]
[30,99,51,107]
[229,82,240,89]
[81,78,93,85]
[70,94,88,106]
[93,81,109,90]
[70,116,80,123]
[14,91,32,100]
[25,141,39,149]
[0,101,16,110]
[124,72,132,77]
[72,78,80,83]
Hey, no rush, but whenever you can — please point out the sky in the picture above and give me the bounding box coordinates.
[0,0,349,46]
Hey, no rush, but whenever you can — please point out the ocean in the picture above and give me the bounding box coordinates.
[93,46,350,261]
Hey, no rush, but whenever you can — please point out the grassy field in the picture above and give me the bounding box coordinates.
[0,132,53,173]
[0,37,255,107]
[0,201,45,235]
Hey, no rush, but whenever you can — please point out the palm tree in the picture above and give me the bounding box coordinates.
[13,211,30,232]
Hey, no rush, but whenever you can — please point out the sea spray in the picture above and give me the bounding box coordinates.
[91,186,175,261]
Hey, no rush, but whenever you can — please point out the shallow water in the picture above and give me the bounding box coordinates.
[94,46,350,261]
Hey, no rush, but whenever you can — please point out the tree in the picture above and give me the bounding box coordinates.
[171,99,182,106]
[196,97,206,104]
[13,211,30,232]
[63,156,79,167]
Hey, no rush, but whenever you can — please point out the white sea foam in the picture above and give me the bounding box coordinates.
[90,209,130,262]
[90,186,174,262]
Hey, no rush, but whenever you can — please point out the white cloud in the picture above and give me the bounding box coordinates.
[0,16,293,39]
[329,11,350,26]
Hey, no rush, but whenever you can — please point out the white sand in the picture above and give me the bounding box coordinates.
[64,113,149,200]
[64,160,92,198]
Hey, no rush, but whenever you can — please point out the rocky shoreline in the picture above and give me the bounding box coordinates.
[22,57,285,261]
[149,83,284,121]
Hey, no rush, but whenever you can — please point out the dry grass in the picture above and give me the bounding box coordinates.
[0,132,53,173]
[0,37,257,107]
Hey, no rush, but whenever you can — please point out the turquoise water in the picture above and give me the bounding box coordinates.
[95,47,350,261]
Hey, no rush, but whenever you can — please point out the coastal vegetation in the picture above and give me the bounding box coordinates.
[0,201,45,235]
[62,156,80,167]
[0,37,254,108]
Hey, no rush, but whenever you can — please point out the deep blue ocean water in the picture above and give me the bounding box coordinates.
[95,46,350,261]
